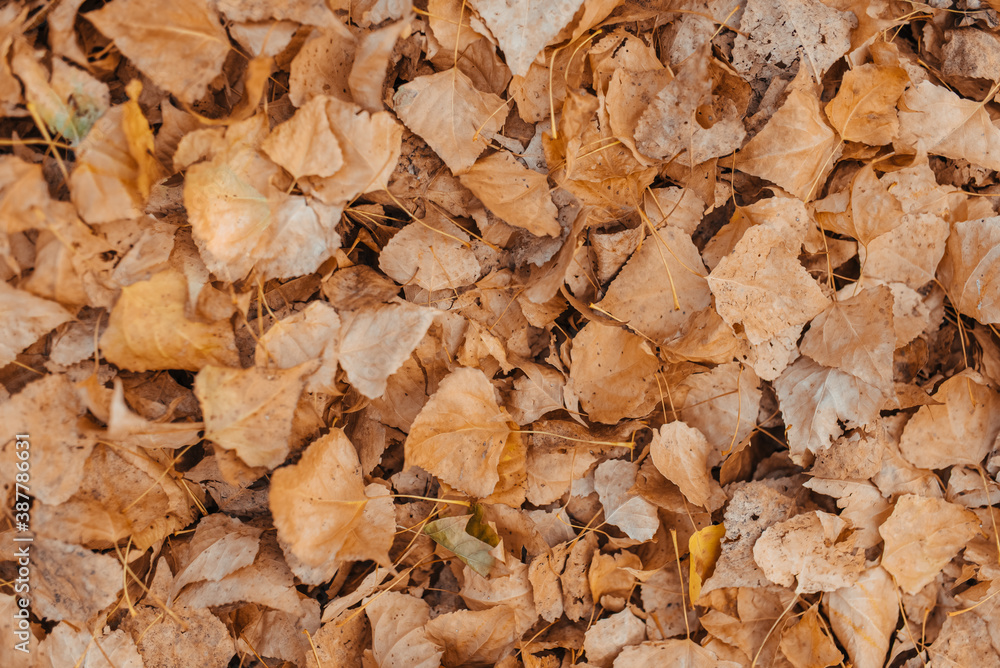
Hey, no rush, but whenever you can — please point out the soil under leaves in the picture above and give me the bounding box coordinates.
[3,0,1000,666]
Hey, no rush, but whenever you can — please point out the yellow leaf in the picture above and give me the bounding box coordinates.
[122,79,166,199]
[688,523,725,603]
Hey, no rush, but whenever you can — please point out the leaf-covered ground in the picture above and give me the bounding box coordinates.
[3,0,1000,666]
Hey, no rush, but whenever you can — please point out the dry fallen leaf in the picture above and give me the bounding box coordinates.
[633,45,712,163]
[753,510,865,593]
[898,370,1000,470]
[270,429,393,584]
[650,421,726,511]
[824,63,908,145]
[405,366,514,498]
[568,323,659,423]
[897,81,1000,171]
[613,639,743,667]
[261,96,344,179]
[814,164,905,246]
[393,67,504,174]
[378,218,482,291]
[181,116,344,280]
[938,215,1000,324]
[86,0,229,103]
[424,604,518,666]
[338,301,436,399]
[195,363,313,469]
[732,0,855,84]
[775,357,884,460]
[468,0,585,77]
[736,70,841,200]
[365,592,443,668]
[778,604,843,668]
[459,151,560,237]
[799,284,895,393]
[595,458,660,542]
[708,224,830,345]
[824,567,899,668]
[596,225,712,344]
[879,494,981,594]
[0,281,73,367]
[100,269,239,372]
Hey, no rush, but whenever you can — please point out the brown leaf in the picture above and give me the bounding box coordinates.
[736,72,840,200]
[378,218,482,291]
[195,363,312,469]
[583,608,646,666]
[181,117,344,280]
[32,537,122,624]
[393,67,504,174]
[595,226,712,344]
[0,155,54,234]
[468,0,586,77]
[69,106,145,224]
[613,639,743,667]
[650,421,726,511]
[678,362,762,458]
[86,0,229,103]
[606,67,673,166]
[880,494,981,594]
[425,605,518,666]
[753,511,864,593]
[814,163,905,246]
[778,605,843,668]
[122,601,234,668]
[899,370,1000,470]
[898,81,1000,171]
[823,567,898,668]
[634,45,712,162]
[270,429,394,584]
[169,514,261,597]
[404,366,513,498]
[857,212,949,290]
[0,375,98,505]
[101,269,239,372]
[338,302,436,399]
[938,215,1000,324]
[288,25,355,107]
[301,95,403,207]
[460,558,537,634]
[349,17,411,112]
[732,0,855,83]
[261,95,344,179]
[257,301,341,393]
[33,441,197,551]
[365,592,443,668]
[824,63,908,145]
[0,282,73,367]
[708,224,830,345]
[38,625,143,668]
[459,151,560,237]
[774,357,885,461]
[11,40,109,146]
[595,459,660,541]
[568,323,659,424]
[799,284,895,392]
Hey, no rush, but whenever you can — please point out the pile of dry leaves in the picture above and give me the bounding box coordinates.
[4,0,1000,665]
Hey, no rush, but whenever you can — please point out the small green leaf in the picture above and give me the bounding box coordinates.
[424,513,495,577]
